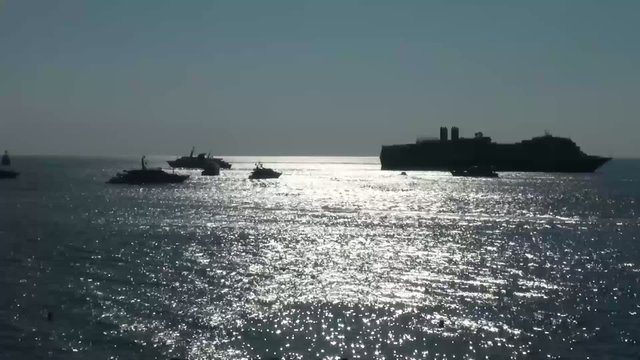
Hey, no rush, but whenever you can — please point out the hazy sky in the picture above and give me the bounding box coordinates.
[1,1,639,157]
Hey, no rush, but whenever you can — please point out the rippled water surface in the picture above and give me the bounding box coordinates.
[1,156,640,359]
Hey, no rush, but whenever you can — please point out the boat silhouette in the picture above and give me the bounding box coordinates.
[0,150,18,179]
[249,163,281,179]
[168,147,231,169]
[108,156,189,184]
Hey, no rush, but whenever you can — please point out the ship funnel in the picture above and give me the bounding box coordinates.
[439,126,448,142]
[451,127,459,141]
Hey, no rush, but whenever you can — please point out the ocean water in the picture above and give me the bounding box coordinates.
[1,156,639,360]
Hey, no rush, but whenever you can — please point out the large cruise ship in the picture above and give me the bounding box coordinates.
[380,127,610,172]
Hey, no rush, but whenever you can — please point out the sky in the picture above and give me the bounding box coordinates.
[0,0,639,157]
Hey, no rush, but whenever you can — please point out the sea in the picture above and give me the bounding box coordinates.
[1,156,639,360]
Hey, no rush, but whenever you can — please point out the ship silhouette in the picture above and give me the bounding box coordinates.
[108,156,189,184]
[167,147,231,169]
[380,127,610,172]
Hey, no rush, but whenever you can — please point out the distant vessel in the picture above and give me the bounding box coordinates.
[0,150,18,179]
[249,163,281,179]
[380,127,611,173]
[168,147,231,169]
[1,150,10,166]
[0,169,19,179]
[451,165,499,178]
[201,162,220,176]
[108,156,189,184]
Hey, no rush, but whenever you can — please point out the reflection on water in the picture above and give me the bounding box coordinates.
[1,157,639,359]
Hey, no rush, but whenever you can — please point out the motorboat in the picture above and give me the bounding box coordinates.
[0,169,18,179]
[249,163,281,180]
[168,147,231,169]
[108,156,189,184]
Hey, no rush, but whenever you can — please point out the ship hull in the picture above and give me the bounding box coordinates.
[249,172,281,180]
[0,170,19,179]
[107,169,189,184]
[167,158,231,169]
[380,149,611,173]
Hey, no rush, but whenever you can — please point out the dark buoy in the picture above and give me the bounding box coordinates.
[400,171,407,176]
[47,311,53,322]
[438,319,445,328]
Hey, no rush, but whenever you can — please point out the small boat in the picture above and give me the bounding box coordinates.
[0,150,18,179]
[451,165,499,178]
[168,147,231,169]
[108,156,189,184]
[249,163,281,180]
[201,163,220,176]
[1,150,10,166]
[0,169,19,179]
